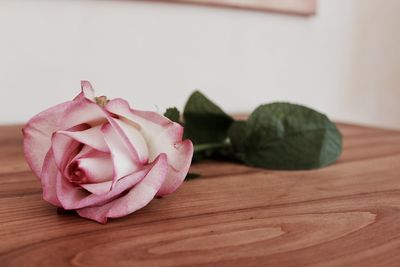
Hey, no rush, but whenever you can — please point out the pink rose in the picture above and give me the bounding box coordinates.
[23,81,193,223]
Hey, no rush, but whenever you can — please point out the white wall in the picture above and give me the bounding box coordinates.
[0,0,399,128]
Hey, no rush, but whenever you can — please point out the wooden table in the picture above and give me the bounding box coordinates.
[1,123,400,267]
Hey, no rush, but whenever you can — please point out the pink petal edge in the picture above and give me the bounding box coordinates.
[77,153,169,224]
[22,101,74,178]
[157,139,193,196]
[101,123,141,187]
[105,98,194,196]
[23,82,96,178]
[55,155,161,210]
[73,80,95,101]
[41,150,62,206]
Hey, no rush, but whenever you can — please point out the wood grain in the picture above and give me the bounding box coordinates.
[146,0,316,16]
[1,123,400,266]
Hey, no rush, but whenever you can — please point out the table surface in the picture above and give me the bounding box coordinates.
[1,123,400,267]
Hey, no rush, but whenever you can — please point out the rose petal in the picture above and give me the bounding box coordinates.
[51,124,89,171]
[77,154,114,183]
[68,144,93,163]
[113,118,149,163]
[57,125,109,153]
[22,101,74,178]
[105,99,179,145]
[105,98,193,195]
[56,155,164,210]
[62,98,142,165]
[73,80,95,101]
[63,148,112,187]
[76,154,169,223]
[41,150,62,206]
[105,99,186,161]
[56,172,90,210]
[61,99,107,129]
[157,139,193,196]
[81,181,113,195]
[23,82,96,178]
[105,98,187,153]
[145,121,184,162]
[101,123,141,183]
[70,146,106,162]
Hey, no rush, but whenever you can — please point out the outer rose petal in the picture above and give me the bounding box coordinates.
[22,101,74,178]
[77,154,169,223]
[61,98,107,130]
[157,139,193,196]
[41,150,61,206]
[73,80,95,101]
[23,82,96,178]
[105,98,193,195]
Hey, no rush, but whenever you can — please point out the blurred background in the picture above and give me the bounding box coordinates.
[0,0,399,128]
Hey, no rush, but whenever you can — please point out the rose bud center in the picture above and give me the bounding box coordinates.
[67,161,89,184]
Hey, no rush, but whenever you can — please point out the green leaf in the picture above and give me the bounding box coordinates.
[194,141,231,154]
[183,91,234,144]
[228,120,247,155]
[229,102,342,170]
[164,107,181,123]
